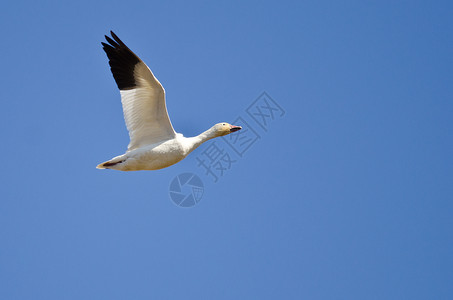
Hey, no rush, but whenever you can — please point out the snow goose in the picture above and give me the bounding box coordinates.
[97,31,241,171]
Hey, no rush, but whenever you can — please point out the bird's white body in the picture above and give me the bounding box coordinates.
[102,133,213,171]
[97,32,241,171]
[105,137,185,171]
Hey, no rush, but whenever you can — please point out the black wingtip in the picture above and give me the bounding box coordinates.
[105,35,119,48]
[102,31,141,90]
[110,31,119,40]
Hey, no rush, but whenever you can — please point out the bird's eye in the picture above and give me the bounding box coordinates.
[222,123,225,125]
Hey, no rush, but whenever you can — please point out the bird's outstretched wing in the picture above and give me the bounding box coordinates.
[102,31,176,151]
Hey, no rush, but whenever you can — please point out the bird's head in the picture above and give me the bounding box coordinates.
[213,122,242,136]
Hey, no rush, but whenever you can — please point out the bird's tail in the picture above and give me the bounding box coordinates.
[96,162,108,169]
[96,158,125,169]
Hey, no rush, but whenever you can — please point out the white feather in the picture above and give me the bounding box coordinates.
[120,62,176,151]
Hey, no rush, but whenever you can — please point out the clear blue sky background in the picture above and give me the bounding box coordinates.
[1,0,452,299]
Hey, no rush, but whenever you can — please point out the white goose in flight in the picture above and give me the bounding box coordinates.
[97,31,241,171]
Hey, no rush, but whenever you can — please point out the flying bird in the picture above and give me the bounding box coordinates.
[97,31,241,171]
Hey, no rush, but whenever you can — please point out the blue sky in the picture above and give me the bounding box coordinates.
[1,0,452,299]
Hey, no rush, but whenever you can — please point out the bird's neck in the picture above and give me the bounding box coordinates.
[184,127,218,155]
